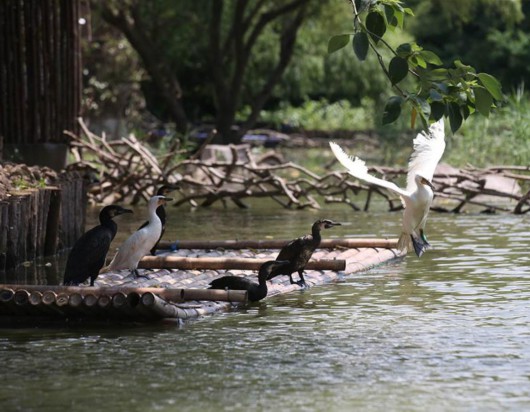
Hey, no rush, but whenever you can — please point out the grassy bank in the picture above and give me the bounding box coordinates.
[261,93,530,169]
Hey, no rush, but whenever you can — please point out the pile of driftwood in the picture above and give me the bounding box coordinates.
[65,121,530,214]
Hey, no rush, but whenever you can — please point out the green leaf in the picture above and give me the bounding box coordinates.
[429,89,443,102]
[396,43,412,58]
[430,102,445,121]
[328,34,351,54]
[365,11,386,44]
[388,57,408,85]
[382,96,404,125]
[353,32,369,61]
[394,9,404,28]
[478,73,502,100]
[474,87,493,116]
[448,103,463,133]
[410,55,427,69]
[420,50,443,66]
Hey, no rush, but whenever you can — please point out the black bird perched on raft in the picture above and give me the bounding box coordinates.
[209,260,290,302]
[138,185,177,255]
[63,205,132,286]
[267,219,342,287]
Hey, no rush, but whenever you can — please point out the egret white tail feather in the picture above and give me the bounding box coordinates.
[329,119,446,258]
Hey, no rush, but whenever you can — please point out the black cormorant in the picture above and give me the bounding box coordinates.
[267,219,342,287]
[101,195,171,277]
[209,260,290,302]
[63,205,132,286]
[138,185,177,255]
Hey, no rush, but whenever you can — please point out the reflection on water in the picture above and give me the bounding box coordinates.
[1,203,530,411]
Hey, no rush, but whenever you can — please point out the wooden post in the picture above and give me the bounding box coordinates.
[138,256,346,271]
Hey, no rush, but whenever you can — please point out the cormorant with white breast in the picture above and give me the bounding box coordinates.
[209,260,290,302]
[63,205,132,286]
[138,185,177,255]
[329,119,445,257]
[267,219,342,287]
[100,195,171,277]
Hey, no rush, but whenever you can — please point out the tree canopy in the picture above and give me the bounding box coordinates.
[84,0,515,143]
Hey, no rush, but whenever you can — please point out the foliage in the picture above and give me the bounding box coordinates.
[409,0,529,92]
[328,0,503,132]
[445,90,530,167]
[254,98,376,131]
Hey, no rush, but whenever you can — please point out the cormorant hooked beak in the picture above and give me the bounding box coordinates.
[324,220,342,229]
[115,207,133,216]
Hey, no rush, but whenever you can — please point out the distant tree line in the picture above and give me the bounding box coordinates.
[83,0,525,143]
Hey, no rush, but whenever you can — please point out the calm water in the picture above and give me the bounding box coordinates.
[1,203,530,411]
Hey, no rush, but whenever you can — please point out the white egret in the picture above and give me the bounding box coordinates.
[101,195,172,276]
[329,119,445,257]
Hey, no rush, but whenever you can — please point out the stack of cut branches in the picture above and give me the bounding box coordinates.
[65,120,530,214]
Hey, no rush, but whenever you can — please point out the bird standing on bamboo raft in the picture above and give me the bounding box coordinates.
[63,205,132,286]
[267,219,342,287]
[100,195,172,277]
[209,260,290,302]
[329,119,445,257]
[138,185,177,255]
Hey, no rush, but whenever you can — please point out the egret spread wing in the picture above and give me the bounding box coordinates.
[329,141,408,198]
[406,119,446,191]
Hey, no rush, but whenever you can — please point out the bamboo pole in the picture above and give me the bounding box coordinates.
[156,238,399,250]
[29,291,43,305]
[140,292,188,319]
[138,256,346,271]
[14,289,30,305]
[0,285,248,303]
[42,291,57,305]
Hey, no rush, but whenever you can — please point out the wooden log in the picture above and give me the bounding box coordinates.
[14,289,30,306]
[56,293,70,307]
[69,293,84,308]
[83,294,98,308]
[29,291,43,305]
[138,256,346,271]
[0,285,247,303]
[140,292,188,319]
[98,295,112,309]
[42,291,57,305]
[156,238,399,250]
[0,288,15,303]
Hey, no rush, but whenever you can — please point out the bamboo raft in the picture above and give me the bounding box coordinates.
[0,238,404,325]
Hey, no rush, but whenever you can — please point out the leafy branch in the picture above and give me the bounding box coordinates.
[328,0,503,132]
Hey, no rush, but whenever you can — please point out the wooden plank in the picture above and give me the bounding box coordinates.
[157,238,399,250]
[138,256,346,271]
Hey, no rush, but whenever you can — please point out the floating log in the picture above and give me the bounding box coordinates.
[157,238,399,250]
[0,285,248,303]
[42,291,57,305]
[14,290,30,306]
[138,256,346,271]
[29,291,43,305]
[141,292,187,319]
[69,293,84,308]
